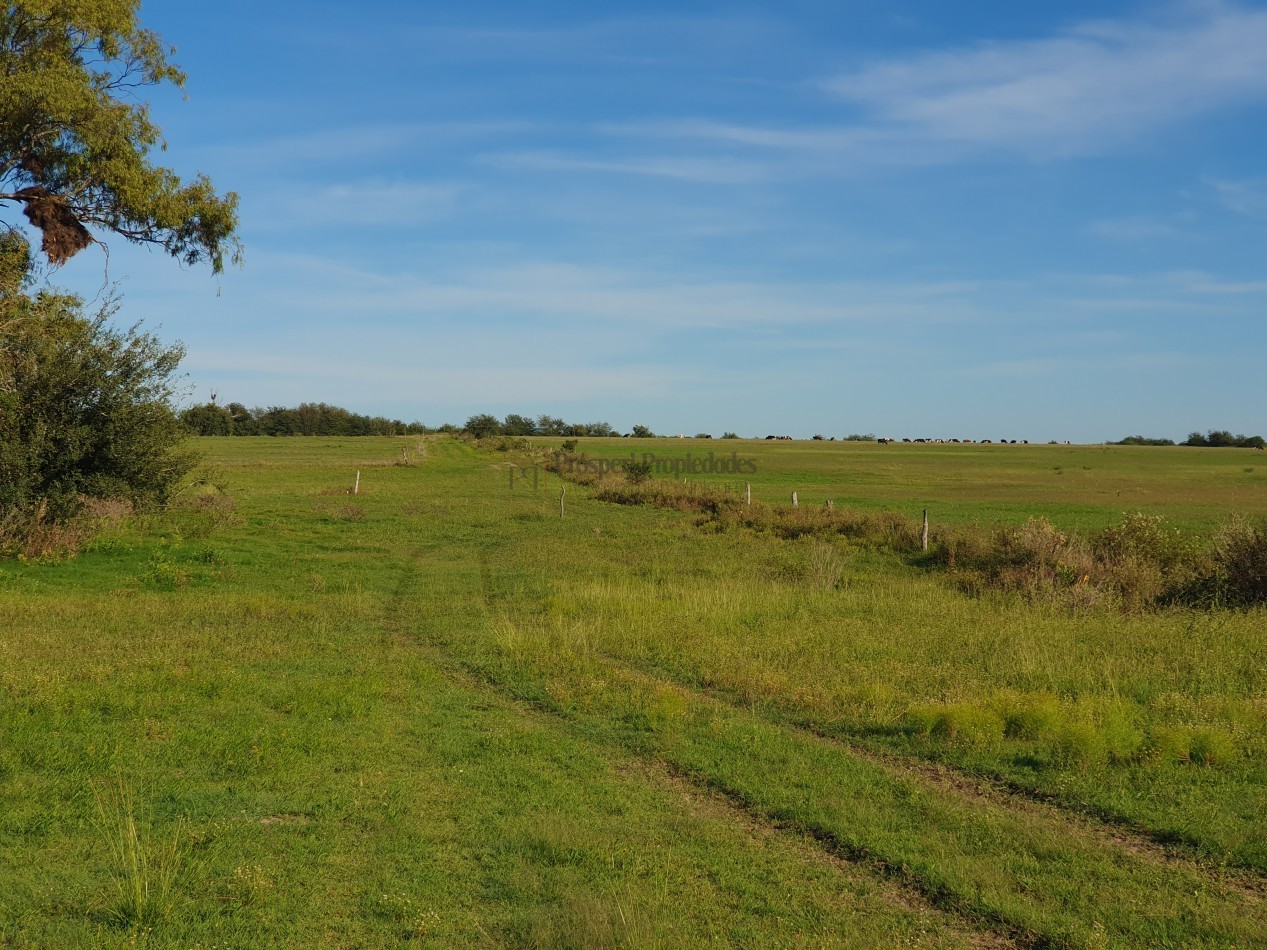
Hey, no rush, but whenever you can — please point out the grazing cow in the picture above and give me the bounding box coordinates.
[902,438,912,443]
[981,439,992,444]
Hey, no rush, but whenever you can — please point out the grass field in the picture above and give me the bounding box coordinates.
[1,435,1265,946]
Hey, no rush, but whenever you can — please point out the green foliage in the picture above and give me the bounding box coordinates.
[630,424,655,438]
[1210,515,1267,606]
[0,291,194,528]
[1,1,239,270]
[501,413,537,436]
[1114,435,1176,446]
[180,401,426,436]
[624,460,653,483]
[179,403,234,436]
[463,413,501,439]
[720,431,739,439]
[1184,430,1266,448]
[535,414,567,435]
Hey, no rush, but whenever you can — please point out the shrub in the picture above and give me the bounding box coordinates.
[0,291,194,539]
[625,460,653,483]
[1211,516,1267,606]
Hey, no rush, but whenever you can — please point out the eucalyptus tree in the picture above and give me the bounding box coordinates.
[1,0,239,271]
[0,2,240,546]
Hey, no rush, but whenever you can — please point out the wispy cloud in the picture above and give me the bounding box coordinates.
[479,151,769,184]
[1205,176,1267,217]
[243,180,469,231]
[575,7,1267,179]
[1087,216,1183,242]
[191,121,539,173]
[821,5,1267,158]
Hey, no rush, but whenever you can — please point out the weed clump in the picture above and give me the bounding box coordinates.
[905,702,1004,747]
[1210,516,1267,606]
[0,496,133,560]
[1148,726,1239,766]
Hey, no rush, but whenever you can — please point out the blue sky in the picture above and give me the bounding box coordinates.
[45,0,1267,440]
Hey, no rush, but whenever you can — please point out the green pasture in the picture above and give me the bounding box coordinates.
[1,436,1264,946]
[545,436,1267,531]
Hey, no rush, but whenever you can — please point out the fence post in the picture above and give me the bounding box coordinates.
[559,484,566,518]
[792,491,798,508]
[922,509,929,551]
[746,482,751,506]
[353,470,360,496]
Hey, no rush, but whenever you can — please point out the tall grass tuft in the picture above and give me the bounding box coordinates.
[93,779,187,930]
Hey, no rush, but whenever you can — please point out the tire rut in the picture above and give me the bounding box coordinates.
[381,544,1028,948]
[589,649,1267,902]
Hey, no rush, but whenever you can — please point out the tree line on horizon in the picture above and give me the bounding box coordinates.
[179,401,428,437]
[180,403,1267,448]
[1115,431,1265,449]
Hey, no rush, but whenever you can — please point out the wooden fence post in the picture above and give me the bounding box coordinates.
[746,482,751,507]
[922,509,929,552]
[792,491,798,508]
[559,483,566,519]
[353,470,360,496]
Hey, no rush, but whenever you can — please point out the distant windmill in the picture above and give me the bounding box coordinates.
[209,389,218,406]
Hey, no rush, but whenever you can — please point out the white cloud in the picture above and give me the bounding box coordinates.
[189,121,539,173]
[815,5,1267,158]
[1205,176,1267,217]
[478,151,769,184]
[1087,216,1183,241]
[243,180,468,231]
[578,7,1267,176]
